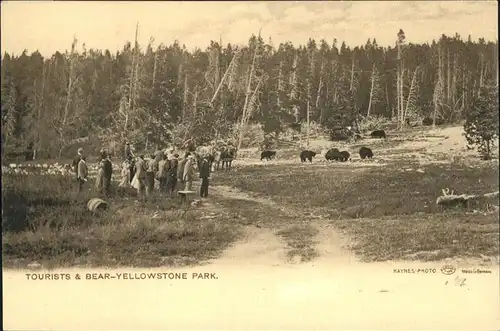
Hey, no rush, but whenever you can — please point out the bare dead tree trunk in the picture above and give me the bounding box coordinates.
[403,66,419,123]
[462,67,466,113]
[215,47,220,91]
[125,23,139,131]
[447,48,451,105]
[238,39,259,151]
[400,69,405,129]
[277,59,283,108]
[133,38,140,113]
[211,50,240,105]
[58,38,78,157]
[433,44,446,127]
[367,63,376,117]
[321,83,327,124]
[396,37,403,129]
[350,57,355,91]
[451,53,457,108]
[315,60,324,110]
[152,51,158,88]
[306,101,310,148]
[310,56,322,123]
[386,81,391,119]
[479,53,484,97]
[307,49,315,106]
[34,61,47,160]
[289,53,298,100]
[496,40,499,87]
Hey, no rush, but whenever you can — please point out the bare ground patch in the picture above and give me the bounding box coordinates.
[211,185,355,265]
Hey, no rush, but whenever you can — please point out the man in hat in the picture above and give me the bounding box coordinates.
[72,148,85,192]
[100,149,113,196]
[199,154,211,198]
[77,155,88,194]
[166,153,179,195]
[157,153,169,193]
[124,141,134,160]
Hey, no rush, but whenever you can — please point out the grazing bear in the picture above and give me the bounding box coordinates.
[325,148,342,161]
[422,117,433,126]
[261,150,277,161]
[300,150,317,163]
[339,151,350,162]
[370,130,387,139]
[359,146,374,159]
[423,117,444,126]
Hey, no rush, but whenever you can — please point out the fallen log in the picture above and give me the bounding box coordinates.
[436,188,499,209]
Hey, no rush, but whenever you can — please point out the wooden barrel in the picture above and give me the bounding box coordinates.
[87,198,108,212]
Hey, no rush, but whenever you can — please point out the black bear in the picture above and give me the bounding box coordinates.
[300,150,317,163]
[370,130,387,139]
[260,150,277,161]
[339,151,350,162]
[325,148,342,161]
[359,146,374,159]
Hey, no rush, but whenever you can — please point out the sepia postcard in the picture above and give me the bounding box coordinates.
[2,1,499,330]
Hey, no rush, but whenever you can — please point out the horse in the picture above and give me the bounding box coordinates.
[220,147,237,170]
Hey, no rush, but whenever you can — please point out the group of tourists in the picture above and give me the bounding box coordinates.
[72,140,213,200]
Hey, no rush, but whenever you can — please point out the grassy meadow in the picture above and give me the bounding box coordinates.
[2,173,240,268]
[213,161,499,262]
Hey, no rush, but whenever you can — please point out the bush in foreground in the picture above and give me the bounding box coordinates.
[464,82,499,160]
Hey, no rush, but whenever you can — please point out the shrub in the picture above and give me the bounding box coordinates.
[464,82,499,160]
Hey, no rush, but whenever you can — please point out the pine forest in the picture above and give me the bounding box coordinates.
[1,27,498,158]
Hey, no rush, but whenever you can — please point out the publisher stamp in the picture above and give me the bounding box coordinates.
[440,265,457,275]
[392,268,437,274]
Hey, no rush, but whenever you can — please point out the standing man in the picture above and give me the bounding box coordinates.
[124,141,133,161]
[101,151,113,197]
[157,153,169,193]
[72,148,84,178]
[154,145,164,162]
[166,153,179,195]
[199,154,211,198]
[77,156,88,194]
[183,154,196,191]
[73,148,84,190]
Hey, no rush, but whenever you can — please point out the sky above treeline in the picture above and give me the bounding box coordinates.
[1,1,498,57]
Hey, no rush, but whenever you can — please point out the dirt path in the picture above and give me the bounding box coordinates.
[209,184,358,267]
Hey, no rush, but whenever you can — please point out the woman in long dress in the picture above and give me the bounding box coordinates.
[118,160,131,188]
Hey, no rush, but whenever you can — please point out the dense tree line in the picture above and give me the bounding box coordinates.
[1,27,498,158]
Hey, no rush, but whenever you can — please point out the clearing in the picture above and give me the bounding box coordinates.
[2,125,499,269]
